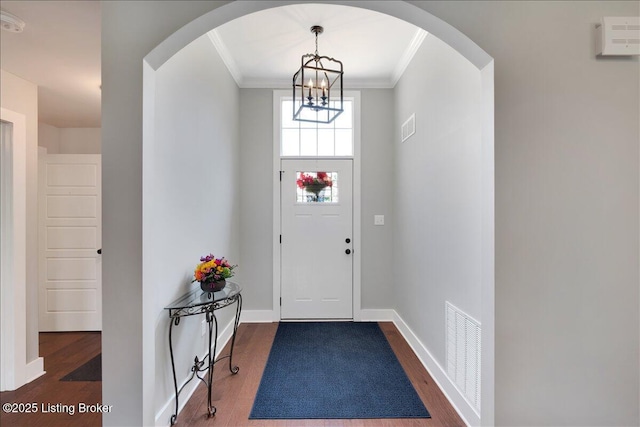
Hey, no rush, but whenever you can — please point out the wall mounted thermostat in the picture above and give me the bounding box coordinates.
[596,17,640,56]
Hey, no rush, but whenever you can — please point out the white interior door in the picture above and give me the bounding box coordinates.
[38,154,102,331]
[281,159,353,319]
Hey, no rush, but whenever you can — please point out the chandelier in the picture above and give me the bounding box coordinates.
[292,26,344,124]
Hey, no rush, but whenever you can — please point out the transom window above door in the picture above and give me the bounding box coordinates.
[280,98,354,157]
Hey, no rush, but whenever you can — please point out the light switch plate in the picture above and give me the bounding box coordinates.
[374,215,385,226]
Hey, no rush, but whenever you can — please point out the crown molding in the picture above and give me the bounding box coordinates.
[207,29,243,87]
[209,28,427,90]
[391,28,428,87]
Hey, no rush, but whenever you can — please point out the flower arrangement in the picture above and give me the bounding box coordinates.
[193,254,236,284]
[296,172,333,198]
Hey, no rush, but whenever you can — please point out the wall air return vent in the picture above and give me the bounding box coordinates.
[446,301,481,414]
[401,113,415,143]
[596,17,640,56]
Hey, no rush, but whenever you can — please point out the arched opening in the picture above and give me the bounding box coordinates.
[136,1,494,425]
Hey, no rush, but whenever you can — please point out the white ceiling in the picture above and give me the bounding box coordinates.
[0,1,101,128]
[209,4,425,88]
[0,2,424,128]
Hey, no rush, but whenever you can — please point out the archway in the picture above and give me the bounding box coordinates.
[141,1,494,425]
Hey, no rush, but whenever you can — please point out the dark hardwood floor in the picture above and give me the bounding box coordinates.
[1,323,465,427]
[176,322,464,427]
[0,331,102,427]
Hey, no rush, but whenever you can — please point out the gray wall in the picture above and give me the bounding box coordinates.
[102,2,233,425]
[146,34,239,421]
[413,1,639,425]
[238,88,395,311]
[393,29,483,375]
[102,1,639,426]
[238,89,274,310]
[360,90,396,308]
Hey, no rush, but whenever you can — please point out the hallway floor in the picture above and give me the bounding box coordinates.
[0,323,465,426]
[178,322,464,427]
[0,331,102,427]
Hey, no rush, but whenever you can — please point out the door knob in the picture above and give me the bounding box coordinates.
[345,249,351,255]
[345,238,351,243]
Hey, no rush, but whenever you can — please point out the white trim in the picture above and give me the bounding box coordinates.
[272,90,362,322]
[25,357,45,383]
[0,109,27,392]
[207,30,243,87]
[359,309,395,322]
[155,317,236,426]
[391,29,428,87]
[241,78,395,89]
[210,27,426,90]
[479,60,495,426]
[393,311,478,427]
[240,310,275,323]
[235,311,479,426]
[272,92,282,321]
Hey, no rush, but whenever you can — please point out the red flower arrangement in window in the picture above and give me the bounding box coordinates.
[296,172,333,200]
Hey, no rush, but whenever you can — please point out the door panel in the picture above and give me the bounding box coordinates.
[281,159,353,319]
[39,154,102,331]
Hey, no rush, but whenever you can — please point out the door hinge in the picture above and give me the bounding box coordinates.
[279,170,284,181]
[279,234,282,244]
[280,297,282,306]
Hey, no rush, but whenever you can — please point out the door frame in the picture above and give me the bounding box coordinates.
[272,90,362,321]
[0,109,29,391]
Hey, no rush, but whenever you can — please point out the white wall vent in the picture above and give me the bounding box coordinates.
[401,113,415,143]
[446,301,481,414]
[596,17,640,56]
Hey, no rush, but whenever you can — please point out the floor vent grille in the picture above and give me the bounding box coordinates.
[446,301,481,413]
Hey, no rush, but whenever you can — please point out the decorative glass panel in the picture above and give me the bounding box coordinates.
[296,171,339,203]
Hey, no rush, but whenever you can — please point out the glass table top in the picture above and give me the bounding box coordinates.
[164,281,241,311]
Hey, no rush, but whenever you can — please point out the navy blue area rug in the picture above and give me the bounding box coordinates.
[249,322,430,419]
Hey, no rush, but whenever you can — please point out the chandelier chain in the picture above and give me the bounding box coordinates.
[315,31,319,57]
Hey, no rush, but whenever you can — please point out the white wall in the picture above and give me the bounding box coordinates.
[144,34,240,424]
[0,70,40,367]
[38,124,101,154]
[393,26,483,388]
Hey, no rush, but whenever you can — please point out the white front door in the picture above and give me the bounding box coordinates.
[280,159,353,319]
[38,154,102,331]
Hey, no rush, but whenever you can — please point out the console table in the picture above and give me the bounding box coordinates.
[164,281,242,425]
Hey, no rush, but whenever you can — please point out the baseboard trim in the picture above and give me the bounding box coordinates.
[155,311,479,426]
[392,311,479,426]
[359,309,395,321]
[25,357,45,383]
[240,310,275,323]
[155,317,235,426]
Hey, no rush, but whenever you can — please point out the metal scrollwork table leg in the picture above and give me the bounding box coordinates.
[167,293,242,425]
